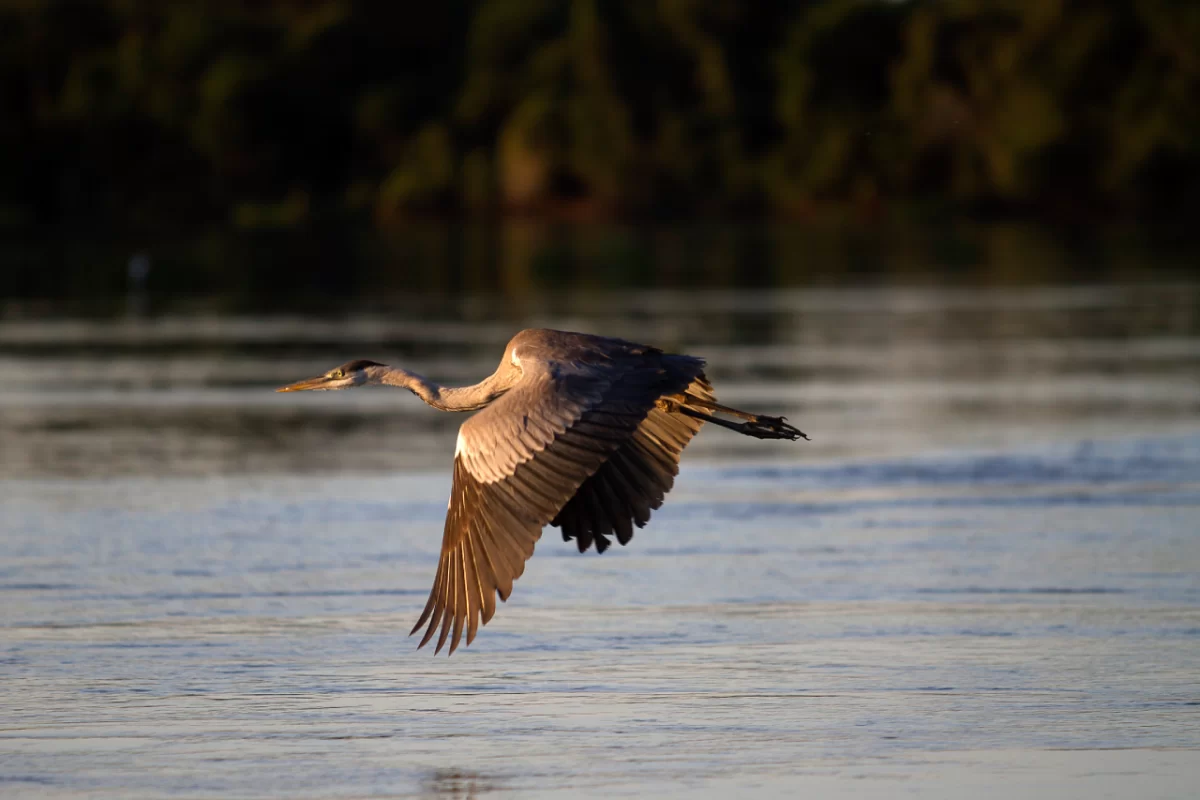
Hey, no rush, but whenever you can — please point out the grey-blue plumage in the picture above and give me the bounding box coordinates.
[277,329,806,654]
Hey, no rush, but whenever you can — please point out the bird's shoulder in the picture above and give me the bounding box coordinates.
[456,330,674,483]
[506,328,660,372]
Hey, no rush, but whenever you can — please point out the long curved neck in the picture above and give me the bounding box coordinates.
[366,365,512,412]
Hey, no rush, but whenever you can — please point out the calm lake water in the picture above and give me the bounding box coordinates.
[2,281,1199,797]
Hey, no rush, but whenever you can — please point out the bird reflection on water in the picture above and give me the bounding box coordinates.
[422,769,505,799]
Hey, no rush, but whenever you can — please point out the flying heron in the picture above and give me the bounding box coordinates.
[277,328,807,654]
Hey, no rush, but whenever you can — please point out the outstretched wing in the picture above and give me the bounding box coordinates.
[552,376,714,553]
[412,350,703,654]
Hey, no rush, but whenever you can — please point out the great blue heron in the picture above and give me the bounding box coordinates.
[277,329,806,654]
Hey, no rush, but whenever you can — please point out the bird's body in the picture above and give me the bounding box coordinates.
[278,329,805,654]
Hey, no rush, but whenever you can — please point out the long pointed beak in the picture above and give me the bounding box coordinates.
[276,375,332,392]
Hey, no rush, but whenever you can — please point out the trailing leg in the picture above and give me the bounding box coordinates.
[676,405,808,441]
[680,394,766,421]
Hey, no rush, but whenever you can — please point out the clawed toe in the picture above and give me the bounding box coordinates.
[745,415,808,441]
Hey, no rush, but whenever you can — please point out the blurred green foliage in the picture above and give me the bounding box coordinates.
[1,0,1197,230]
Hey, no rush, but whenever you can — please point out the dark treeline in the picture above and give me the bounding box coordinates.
[2,0,1197,232]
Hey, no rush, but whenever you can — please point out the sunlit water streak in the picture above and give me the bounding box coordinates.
[1,286,1199,797]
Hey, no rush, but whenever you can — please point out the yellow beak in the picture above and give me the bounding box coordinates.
[275,375,333,392]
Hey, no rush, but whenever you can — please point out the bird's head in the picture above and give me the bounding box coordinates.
[276,359,385,392]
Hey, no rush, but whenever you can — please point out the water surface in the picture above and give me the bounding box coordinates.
[2,285,1199,797]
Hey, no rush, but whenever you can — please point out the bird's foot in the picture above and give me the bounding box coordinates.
[741,415,809,441]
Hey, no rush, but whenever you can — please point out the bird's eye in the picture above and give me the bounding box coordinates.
[329,369,344,379]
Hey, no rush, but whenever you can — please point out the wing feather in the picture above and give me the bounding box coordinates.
[606,449,652,525]
[552,378,712,554]
[412,339,706,654]
[416,560,448,648]
[436,553,456,653]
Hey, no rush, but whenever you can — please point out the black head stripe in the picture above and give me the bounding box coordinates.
[340,359,384,372]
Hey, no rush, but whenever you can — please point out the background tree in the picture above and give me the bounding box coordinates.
[0,0,1195,230]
